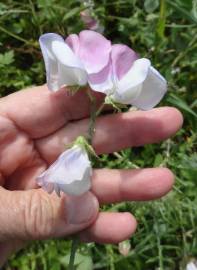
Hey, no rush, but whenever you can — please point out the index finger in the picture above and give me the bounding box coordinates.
[0,85,103,139]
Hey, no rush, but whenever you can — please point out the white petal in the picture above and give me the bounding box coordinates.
[58,167,92,196]
[39,33,61,91]
[57,64,87,90]
[52,39,84,69]
[130,66,167,110]
[39,33,87,91]
[112,58,151,104]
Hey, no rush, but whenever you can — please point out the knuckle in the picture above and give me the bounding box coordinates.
[23,190,55,239]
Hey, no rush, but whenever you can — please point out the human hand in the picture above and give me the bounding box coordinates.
[0,85,183,265]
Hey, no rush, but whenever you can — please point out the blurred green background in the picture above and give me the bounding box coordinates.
[0,0,196,269]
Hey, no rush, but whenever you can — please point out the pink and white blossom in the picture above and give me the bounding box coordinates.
[39,30,167,110]
[89,44,167,110]
[39,31,111,91]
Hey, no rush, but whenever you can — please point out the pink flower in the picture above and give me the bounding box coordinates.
[89,44,167,110]
[80,10,104,33]
[39,30,167,110]
[39,31,111,91]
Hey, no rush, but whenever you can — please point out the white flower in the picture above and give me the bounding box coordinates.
[37,145,92,196]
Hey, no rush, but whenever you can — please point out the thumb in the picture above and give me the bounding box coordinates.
[0,187,98,241]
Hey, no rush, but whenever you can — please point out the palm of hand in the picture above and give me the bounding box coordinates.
[0,85,182,263]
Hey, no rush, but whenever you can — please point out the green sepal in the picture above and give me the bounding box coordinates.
[104,96,128,111]
[66,136,99,160]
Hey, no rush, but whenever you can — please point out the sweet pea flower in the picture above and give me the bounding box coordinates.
[39,30,111,91]
[39,30,167,110]
[88,44,167,110]
[80,10,104,33]
[80,10,98,30]
[37,145,92,196]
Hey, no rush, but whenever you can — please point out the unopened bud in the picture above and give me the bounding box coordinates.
[118,240,131,256]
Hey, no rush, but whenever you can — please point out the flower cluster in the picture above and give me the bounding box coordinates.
[37,30,167,196]
[39,30,167,110]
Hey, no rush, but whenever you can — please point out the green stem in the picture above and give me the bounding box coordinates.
[96,102,105,117]
[67,90,100,269]
[106,245,115,270]
[0,25,38,48]
[68,237,79,270]
[87,90,97,144]
[157,0,166,39]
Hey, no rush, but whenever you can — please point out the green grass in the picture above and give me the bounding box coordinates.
[0,0,197,269]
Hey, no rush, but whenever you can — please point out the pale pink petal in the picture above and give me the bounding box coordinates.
[111,44,138,80]
[78,30,111,74]
[88,60,113,94]
[65,34,80,55]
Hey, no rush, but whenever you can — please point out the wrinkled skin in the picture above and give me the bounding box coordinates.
[0,85,183,265]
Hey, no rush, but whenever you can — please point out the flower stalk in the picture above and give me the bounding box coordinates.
[68,237,79,270]
[38,29,168,270]
[87,89,97,144]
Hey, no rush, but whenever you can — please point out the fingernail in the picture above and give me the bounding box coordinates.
[66,192,98,224]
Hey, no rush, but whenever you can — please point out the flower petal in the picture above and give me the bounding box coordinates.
[57,167,92,196]
[111,44,138,81]
[112,58,151,104]
[51,37,83,69]
[52,38,87,87]
[39,33,62,91]
[88,61,114,94]
[65,34,80,55]
[130,66,167,110]
[78,30,111,74]
[39,33,87,91]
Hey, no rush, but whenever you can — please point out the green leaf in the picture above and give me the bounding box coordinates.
[154,153,163,167]
[192,0,197,20]
[167,93,197,118]
[166,0,197,23]
[0,50,14,66]
[144,0,159,13]
[157,0,166,39]
[63,7,82,22]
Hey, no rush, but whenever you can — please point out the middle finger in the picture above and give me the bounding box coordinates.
[36,107,183,164]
